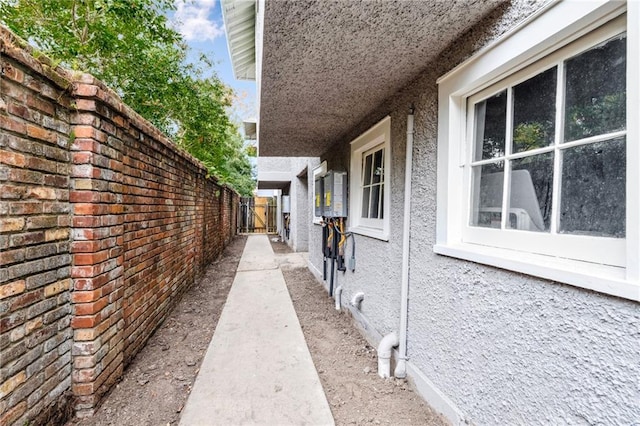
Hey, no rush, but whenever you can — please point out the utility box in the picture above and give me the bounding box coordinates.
[282,195,291,213]
[323,171,348,217]
[314,176,324,217]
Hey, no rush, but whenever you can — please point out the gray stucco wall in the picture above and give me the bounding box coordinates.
[307,1,640,424]
[290,157,313,252]
[258,156,317,252]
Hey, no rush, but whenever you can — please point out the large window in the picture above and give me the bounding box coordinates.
[436,1,638,301]
[350,117,391,240]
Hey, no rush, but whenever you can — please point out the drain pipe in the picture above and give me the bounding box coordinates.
[394,105,415,379]
[334,286,342,311]
[378,331,399,378]
[351,292,364,310]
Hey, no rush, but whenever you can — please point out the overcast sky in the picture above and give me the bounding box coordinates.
[172,0,257,124]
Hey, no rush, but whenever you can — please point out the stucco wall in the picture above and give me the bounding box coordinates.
[291,171,309,252]
[259,156,317,252]
[309,1,640,424]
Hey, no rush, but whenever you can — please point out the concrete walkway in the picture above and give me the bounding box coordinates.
[179,235,334,426]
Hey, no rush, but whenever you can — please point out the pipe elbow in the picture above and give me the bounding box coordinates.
[377,331,399,359]
[377,331,399,378]
[351,292,365,309]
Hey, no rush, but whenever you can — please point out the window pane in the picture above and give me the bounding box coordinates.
[361,187,370,218]
[470,162,504,228]
[512,67,557,153]
[474,91,507,161]
[564,34,626,142]
[560,137,625,237]
[370,185,381,219]
[363,153,373,186]
[508,153,554,232]
[373,149,384,184]
[380,183,384,219]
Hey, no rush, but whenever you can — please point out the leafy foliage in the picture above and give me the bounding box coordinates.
[513,121,551,153]
[1,0,255,195]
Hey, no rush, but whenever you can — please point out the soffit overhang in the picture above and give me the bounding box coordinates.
[259,0,506,157]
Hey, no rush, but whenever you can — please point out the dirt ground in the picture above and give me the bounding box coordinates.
[66,236,247,426]
[276,242,446,425]
[66,235,446,426]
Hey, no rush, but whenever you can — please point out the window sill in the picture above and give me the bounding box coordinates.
[433,242,639,302]
[349,225,389,242]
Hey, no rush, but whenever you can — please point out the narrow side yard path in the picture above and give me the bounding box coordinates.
[67,235,446,426]
[277,242,447,425]
[67,236,247,426]
[179,234,333,425]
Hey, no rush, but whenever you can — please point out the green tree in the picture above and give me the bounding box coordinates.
[1,0,255,195]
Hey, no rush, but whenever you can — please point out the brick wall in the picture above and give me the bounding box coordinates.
[1,34,74,425]
[1,27,239,424]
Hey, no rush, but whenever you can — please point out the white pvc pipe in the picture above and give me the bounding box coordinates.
[350,292,365,310]
[335,286,342,311]
[377,331,399,378]
[395,107,414,379]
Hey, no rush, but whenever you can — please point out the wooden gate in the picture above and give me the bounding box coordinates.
[237,196,277,234]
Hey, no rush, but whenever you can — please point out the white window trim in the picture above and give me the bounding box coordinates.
[312,160,327,225]
[349,116,391,240]
[435,0,639,302]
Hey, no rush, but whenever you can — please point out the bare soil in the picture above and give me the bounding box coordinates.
[66,236,247,426]
[66,236,446,426]
[275,243,447,425]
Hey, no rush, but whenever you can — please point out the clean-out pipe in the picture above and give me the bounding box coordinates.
[395,105,414,379]
[335,286,342,311]
[378,331,399,378]
[351,292,365,309]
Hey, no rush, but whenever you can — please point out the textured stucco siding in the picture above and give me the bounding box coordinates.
[310,133,407,336]
[258,156,293,172]
[308,0,640,424]
[289,157,314,252]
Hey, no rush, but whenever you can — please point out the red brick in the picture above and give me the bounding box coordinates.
[0,401,27,425]
[0,217,25,232]
[2,63,25,83]
[10,201,43,215]
[25,94,55,115]
[0,280,26,299]
[73,216,101,227]
[0,114,27,134]
[71,313,101,329]
[0,184,27,199]
[70,191,101,203]
[74,251,109,266]
[26,186,56,200]
[71,139,99,152]
[71,289,102,304]
[74,84,99,97]
[26,124,57,143]
[74,297,109,316]
[71,240,101,253]
[0,150,26,167]
[74,99,97,112]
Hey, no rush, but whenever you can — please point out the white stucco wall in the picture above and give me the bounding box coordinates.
[307,1,640,424]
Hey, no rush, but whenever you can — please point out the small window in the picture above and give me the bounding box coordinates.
[349,117,391,240]
[361,145,385,220]
[436,2,638,301]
